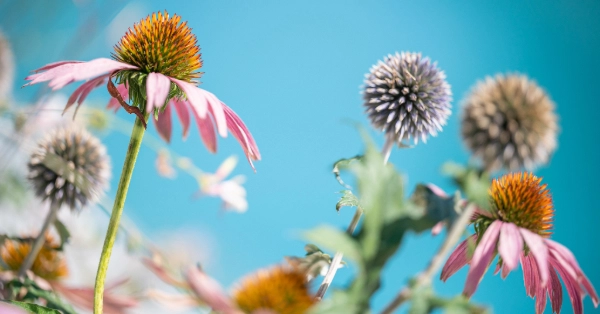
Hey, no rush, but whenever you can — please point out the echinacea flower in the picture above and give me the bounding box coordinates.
[461,74,558,172]
[187,264,315,314]
[441,172,598,314]
[363,52,452,144]
[28,126,110,210]
[0,235,68,281]
[196,155,248,213]
[25,11,260,169]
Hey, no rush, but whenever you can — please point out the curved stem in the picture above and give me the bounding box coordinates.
[17,201,60,278]
[380,203,476,314]
[315,207,363,300]
[93,116,146,313]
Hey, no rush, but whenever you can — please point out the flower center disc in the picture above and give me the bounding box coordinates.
[112,11,202,82]
[490,172,554,237]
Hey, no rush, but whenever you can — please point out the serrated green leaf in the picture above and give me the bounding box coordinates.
[2,301,62,314]
[336,190,360,212]
[304,226,362,266]
[332,155,362,189]
[53,219,70,251]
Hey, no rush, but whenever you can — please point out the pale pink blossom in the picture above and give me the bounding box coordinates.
[196,156,248,213]
[25,58,260,170]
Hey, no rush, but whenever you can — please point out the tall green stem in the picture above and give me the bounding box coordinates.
[93,116,146,313]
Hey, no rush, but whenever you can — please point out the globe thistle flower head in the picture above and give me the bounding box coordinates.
[363,52,452,144]
[28,126,110,210]
[232,265,315,314]
[461,74,558,172]
[0,236,68,280]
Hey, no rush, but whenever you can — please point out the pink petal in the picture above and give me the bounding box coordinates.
[32,60,83,72]
[146,289,200,311]
[493,262,501,275]
[172,99,191,139]
[431,221,445,236]
[463,220,502,298]
[548,267,563,314]
[219,180,248,213]
[107,83,129,112]
[146,72,171,113]
[426,183,449,198]
[65,74,109,115]
[52,282,138,314]
[192,107,217,153]
[552,258,584,314]
[141,257,187,288]
[521,253,539,297]
[520,228,549,286]
[441,234,477,282]
[498,222,523,271]
[535,273,548,314]
[154,102,173,143]
[169,78,208,118]
[501,262,511,279]
[198,89,227,137]
[0,303,28,314]
[185,267,240,314]
[25,58,136,90]
[223,104,261,170]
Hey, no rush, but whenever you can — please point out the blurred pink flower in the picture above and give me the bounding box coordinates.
[0,302,28,314]
[52,280,138,314]
[441,173,598,314]
[197,156,248,213]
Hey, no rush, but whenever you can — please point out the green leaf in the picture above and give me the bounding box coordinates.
[309,290,362,314]
[442,162,491,211]
[5,278,77,314]
[53,219,70,251]
[336,190,360,212]
[304,226,362,266]
[2,301,62,314]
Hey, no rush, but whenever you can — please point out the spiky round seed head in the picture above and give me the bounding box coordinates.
[232,265,315,314]
[461,74,558,172]
[0,236,68,280]
[28,126,110,210]
[0,31,15,99]
[363,52,452,144]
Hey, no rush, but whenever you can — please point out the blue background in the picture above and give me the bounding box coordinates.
[1,0,599,313]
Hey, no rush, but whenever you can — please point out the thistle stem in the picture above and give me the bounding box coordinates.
[316,139,394,300]
[379,203,476,314]
[94,116,146,313]
[17,201,60,278]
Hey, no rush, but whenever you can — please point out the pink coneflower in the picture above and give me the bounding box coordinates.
[441,172,598,314]
[24,11,260,169]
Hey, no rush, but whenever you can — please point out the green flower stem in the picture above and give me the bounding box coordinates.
[17,201,60,278]
[94,115,147,314]
[379,202,477,314]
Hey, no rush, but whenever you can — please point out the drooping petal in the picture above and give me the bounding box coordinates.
[463,220,502,298]
[535,273,548,314]
[191,106,217,153]
[185,267,241,314]
[169,78,207,118]
[441,234,477,282]
[154,102,173,143]
[498,222,523,271]
[501,262,511,279]
[520,228,549,286]
[548,266,563,314]
[172,99,191,139]
[52,281,138,314]
[223,104,261,169]
[107,83,129,112]
[146,72,172,113]
[32,60,83,72]
[146,289,200,311]
[25,58,136,90]
[65,74,109,115]
[198,89,227,137]
[552,258,584,314]
[521,253,536,297]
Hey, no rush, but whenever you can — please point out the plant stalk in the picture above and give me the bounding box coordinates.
[17,201,60,278]
[379,203,476,314]
[93,116,146,313]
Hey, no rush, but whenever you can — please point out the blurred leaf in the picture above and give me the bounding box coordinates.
[53,219,70,251]
[304,226,361,266]
[0,171,28,206]
[2,301,62,314]
[5,279,77,314]
[336,190,360,212]
[308,290,361,314]
[442,162,491,211]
